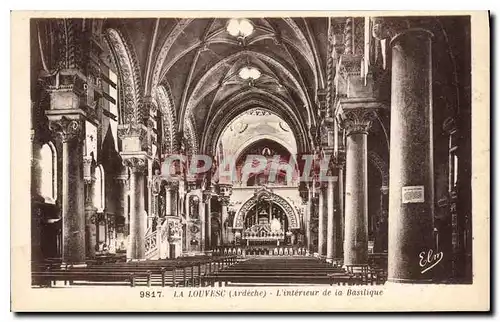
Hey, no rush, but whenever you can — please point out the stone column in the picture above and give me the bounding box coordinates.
[199,195,206,251]
[218,183,232,246]
[300,186,312,253]
[337,108,376,266]
[317,184,326,256]
[337,163,345,258]
[115,173,129,245]
[84,156,97,259]
[203,191,212,250]
[326,176,336,263]
[122,155,148,261]
[165,185,172,217]
[184,193,193,252]
[307,188,314,252]
[374,19,435,282]
[220,197,229,245]
[48,118,86,264]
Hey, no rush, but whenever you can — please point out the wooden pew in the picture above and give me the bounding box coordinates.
[32,255,238,288]
[32,271,151,287]
[344,264,387,285]
[203,274,355,286]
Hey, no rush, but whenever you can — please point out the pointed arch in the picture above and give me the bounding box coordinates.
[105,28,143,125]
[184,116,198,155]
[234,189,300,230]
[155,84,178,154]
[368,151,389,188]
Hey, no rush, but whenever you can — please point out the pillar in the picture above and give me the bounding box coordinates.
[326,176,336,262]
[218,183,232,246]
[184,193,192,252]
[165,185,172,216]
[317,184,325,256]
[220,198,229,245]
[374,20,435,282]
[48,118,86,264]
[337,108,376,266]
[337,164,345,258]
[84,156,97,259]
[49,116,85,264]
[199,195,206,251]
[115,172,129,245]
[203,191,212,250]
[123,156,147,260]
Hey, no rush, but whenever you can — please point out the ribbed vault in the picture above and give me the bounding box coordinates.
[102,17,329,157]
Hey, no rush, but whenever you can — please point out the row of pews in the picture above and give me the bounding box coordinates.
[203,257,386,286]
[203,257,387,286]
[32,255,238,288]
[32,254,388,287]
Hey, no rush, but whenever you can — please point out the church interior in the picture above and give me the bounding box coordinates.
[30,15,472,286]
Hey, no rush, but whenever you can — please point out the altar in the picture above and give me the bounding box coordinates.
[239,210,295,246]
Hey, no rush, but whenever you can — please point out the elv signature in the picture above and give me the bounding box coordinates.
[419,249,444,274]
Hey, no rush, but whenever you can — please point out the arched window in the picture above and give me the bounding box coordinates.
[93,165,105,212]
[39,142,57,203]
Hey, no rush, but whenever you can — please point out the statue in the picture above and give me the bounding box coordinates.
[270,216,281,233]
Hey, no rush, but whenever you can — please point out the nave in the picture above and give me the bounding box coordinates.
[30,15,472,285]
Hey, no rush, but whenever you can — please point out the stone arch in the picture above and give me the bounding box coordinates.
[184,116,198,155]
[202,96,310,157]
[233,190,300,230]
[155,85,177,154]
[233,134,297,162]
[105,28,142,125]
[183,50,313,129]
[368,151,389,188]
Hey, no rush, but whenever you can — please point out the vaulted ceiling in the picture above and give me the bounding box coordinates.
[102,17,331,154]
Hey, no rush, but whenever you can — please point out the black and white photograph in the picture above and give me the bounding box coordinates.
[10,11,490,311]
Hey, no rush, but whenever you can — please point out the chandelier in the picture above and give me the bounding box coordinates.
[238,66,261,81]
[238,66,261,87]
[226,18,254,38]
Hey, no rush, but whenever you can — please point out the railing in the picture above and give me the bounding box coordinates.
[145,230,158,258]
[213,246,308,257]
[145,217,182,260]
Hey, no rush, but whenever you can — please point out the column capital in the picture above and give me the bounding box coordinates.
[217,183,233,198]
[48,116,83,143]
[202,190,212,204]
[371,17,434,44]
[219,196,230,207]
[336,103,380,136]
[118,123,148,140]
[118,123,148,153]
[371,17,410,40]
[121,153,148,174]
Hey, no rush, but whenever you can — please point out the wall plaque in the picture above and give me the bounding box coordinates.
[402,185,425,204]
